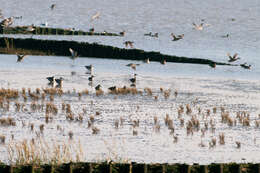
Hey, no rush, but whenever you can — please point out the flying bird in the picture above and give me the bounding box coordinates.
[227,53,240,62]
[85,65,93,74]
[55,77,63,88]
[46,76,56,87]
[69,48,78,60]
[171,33,184,41]
[192,23,204,30]
[126,63,140,70]
[91,12,100,21]
[16,54,27,62]
[124,41,134,48]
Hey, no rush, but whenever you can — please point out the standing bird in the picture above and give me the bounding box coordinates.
[143,58,150,64]
[88,75,95,82]
[69,48,78,61]
[50,4,56,10]
[55,77,63,88]
[126,63,140,70]
[160,59,166,65]
[227,53,240,62]
[85,65,93,74]
[192,23,204,30]
[95,84,101,90]
[46,76,56,87]
[129,74,137,83]
[16,54,27,62]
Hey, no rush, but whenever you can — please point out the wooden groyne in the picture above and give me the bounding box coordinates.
[0,26,121,36]
[0,37,232,66]
[0,162,259,173]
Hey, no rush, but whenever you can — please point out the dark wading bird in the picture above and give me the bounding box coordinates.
[227,53,240,62]
[16,54,27,62]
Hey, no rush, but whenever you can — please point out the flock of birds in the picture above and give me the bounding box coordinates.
[1,2,252,90]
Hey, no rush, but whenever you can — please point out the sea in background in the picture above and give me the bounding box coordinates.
[0,0,260,164]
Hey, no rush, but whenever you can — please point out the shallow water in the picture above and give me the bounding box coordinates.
[0,54,260,164]
[0,0,260,164]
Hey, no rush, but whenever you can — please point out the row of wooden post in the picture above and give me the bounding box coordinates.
[0,162,260,173]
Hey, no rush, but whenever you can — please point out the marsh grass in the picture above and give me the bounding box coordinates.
[7,138,84,165]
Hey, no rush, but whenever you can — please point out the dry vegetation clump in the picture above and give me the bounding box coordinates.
[43,88,63,96]
[0,88,19,99]
[219,133,225,145]
[7,139,84,165]
[0,117,16,126]
[235,141,241,148]
[109,86,139,95]
[132,119,140,128]
[0,135,5,144]
[186,104,192,115]
[92,126,100,135]
[133,129,138,136]
[66,112,74,121]
[163,89,171,99]
[76,113,83,123]
[95,89,104,96]
[15,101,21,112]
[209,138,217,148]
[45,102,58,115]
[144,87,153,96]
[114,119,119,129]
[68,131,74,140]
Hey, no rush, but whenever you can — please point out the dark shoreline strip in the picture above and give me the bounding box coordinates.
[0,26,121,36]
[0,162,259,173]
[0,37,232,66]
